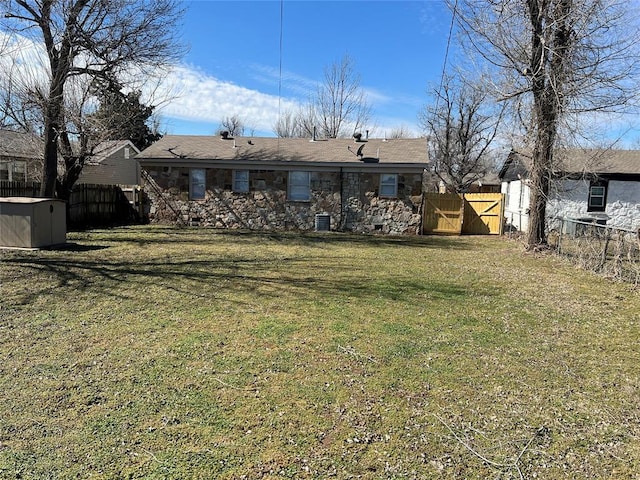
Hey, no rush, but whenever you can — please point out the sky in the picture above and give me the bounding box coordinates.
[157,1,455,137]
[2,0,637,145]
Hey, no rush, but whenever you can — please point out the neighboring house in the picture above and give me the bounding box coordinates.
[0,129,43,182]
[78,140,141,186]
[435,171,502,194]
[136,133,429,234]
[500,149,640,232]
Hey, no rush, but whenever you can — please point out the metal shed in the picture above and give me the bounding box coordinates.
[0,197,66,249]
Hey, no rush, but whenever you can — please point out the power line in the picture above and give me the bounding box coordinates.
[277,0,284,146]
[436,0,459,111]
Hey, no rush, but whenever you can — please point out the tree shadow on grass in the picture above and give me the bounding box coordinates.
[72,225,478,251]
[45,243,109,253]
[2,250,478,309]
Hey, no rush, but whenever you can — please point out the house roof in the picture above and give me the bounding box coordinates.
[500,148,640,179]
[136,135,429,171]
[86,140,140,166]
[0,130,43,159]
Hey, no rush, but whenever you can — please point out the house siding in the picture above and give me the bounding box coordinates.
[501,179,530,232]
[144,167,424,234]
[78,145,140,186]
[547,179,640,231]
[503,178,640,232]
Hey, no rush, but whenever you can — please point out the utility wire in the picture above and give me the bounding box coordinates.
[436,0,459,112]
[277,0,284,149]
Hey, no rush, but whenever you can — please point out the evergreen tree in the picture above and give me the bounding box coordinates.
[91,80,162,151]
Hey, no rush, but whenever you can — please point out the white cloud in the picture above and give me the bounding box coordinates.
[0,32,49,87]
[155,64,302,134]
[0,30,423,138]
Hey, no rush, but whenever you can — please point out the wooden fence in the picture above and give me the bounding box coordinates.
[0,180,40,197]
[0,181,141,228]
[67,184,140,227]
[422,193,463,235]
[423,192,505,235]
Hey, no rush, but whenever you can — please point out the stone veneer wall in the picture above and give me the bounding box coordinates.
[547,179,640,231]
[144,167,424,234]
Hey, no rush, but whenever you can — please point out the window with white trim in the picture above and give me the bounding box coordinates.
[190,168,206,200]
[379,173,398,198]
[588,180,607,212]
[288,171,310,201]
[0,160,26,181]
[233,170,249,192]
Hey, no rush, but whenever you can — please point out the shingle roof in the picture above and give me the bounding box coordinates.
[505,148,640,176]
[136,135,429,168]
[0,130,43,159]
[86,140,140,166]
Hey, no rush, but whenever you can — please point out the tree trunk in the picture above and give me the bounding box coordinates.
[526,147,552,248]
[524,0,572,250]
[40,102,61,198]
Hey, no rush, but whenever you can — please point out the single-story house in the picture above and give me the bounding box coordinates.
[78,140,141,186]
[136,133,429,234]
[499,148,640,232]
[0,129,43,182]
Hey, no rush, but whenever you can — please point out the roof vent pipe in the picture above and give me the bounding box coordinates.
[366,130,369,140]
[221,131,229,139]
[311,126,317,142]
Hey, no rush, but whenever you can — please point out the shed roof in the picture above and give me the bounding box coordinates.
[137,135,429,170]
[0,130,43,159]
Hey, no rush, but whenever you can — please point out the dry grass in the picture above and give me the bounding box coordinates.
[0,226,638,479]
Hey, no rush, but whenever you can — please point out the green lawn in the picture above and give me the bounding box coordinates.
[1,226,638,479]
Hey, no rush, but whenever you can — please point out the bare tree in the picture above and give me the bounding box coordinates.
[273,109,299,138]
[219,114,247,137]
[0,0,185,199]
[315,54,371,138]
[454,0,639,248]
[386,125,412,139]
[273,107,307,138]
[419,73,505,193]
[273,104,318,138]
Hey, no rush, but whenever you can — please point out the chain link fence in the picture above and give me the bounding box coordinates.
[549,217,640,286]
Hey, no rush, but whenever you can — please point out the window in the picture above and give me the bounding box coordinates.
[190,168,206,200]
[379,174,398,198]
[288,171,310,201]
[0,162,8,181]
[233,170,249,193]
[519,181,527,209]
[588,180,607,212]
[0,160,26,181]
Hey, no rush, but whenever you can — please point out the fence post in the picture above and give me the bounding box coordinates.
[558,217,564,254]
[597,227,611,273]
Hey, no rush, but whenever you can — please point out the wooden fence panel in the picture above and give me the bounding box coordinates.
[68,184,137,227]
[0,180,41,197]
[462,193,505,235]
[0,181,139,227]
[422,193,464,235]
[423,192,505,235]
